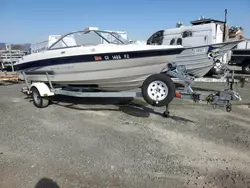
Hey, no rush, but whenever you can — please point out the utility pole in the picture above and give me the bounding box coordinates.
[225,9,227,24]
[223,9,228,42]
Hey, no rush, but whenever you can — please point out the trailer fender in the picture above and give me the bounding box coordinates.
[29,82,55,97]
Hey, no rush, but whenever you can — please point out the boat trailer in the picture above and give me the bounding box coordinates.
[21,63,243,118]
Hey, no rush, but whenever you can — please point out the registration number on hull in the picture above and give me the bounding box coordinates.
[94,54,130,61]
[194,48,206,53]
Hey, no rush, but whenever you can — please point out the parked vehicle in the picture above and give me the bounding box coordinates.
[229,40,250,74]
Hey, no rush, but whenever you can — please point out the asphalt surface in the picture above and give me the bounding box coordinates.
[0,81,250,188]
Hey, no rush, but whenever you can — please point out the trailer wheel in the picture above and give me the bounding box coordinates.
[242,61,250,74]
[31,87,50,108]
[141,74,176,107]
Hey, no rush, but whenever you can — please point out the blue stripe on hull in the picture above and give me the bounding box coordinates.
[15,48,184,71]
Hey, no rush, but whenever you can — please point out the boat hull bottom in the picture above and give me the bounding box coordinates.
[22,64,214,92]
[20,62,215,92]
[27,74,153,92]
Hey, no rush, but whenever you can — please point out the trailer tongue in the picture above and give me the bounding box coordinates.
[159,63,243,117]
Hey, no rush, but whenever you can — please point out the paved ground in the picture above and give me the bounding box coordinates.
[0,81,250,188]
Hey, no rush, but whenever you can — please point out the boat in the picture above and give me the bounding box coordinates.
[170,41,241,77]
[14,27,185,91]
[15,27,241,92]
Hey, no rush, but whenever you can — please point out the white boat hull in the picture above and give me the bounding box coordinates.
[25,56,177,91]
[16,44,183,91]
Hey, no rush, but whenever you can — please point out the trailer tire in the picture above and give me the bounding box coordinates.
[242,61,250,74]
[141,73,176,107]
[31,87,50,108]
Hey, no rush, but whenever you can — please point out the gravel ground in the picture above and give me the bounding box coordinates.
[0,81,250,188]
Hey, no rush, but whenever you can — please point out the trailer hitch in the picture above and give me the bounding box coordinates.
[166,63,242,113]
[204,89,241,112]
[203,71,242,112]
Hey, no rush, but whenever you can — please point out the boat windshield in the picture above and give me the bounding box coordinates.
[49,30,130,50]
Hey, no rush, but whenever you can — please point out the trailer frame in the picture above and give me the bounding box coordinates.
[20,63,243,117]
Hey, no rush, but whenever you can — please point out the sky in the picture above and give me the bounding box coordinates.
[0,0,249,43]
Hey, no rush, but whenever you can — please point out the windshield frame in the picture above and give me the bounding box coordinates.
[48,30,129,50]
